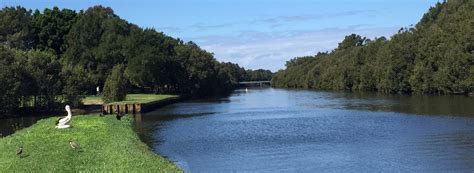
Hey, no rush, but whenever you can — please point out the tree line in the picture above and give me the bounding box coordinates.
[0,6,272,115]
[272,0,473,95]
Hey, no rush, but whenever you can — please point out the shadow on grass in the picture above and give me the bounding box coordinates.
[19,154,30,159]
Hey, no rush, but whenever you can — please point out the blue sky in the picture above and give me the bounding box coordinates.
[1,0,440,71]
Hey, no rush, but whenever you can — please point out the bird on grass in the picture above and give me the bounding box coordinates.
[69,140,81,150]
[115,110,125,120]
[56,105,73,129]
[16,147,23,157]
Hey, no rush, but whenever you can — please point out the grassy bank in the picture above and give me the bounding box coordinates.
[0,115,182,172]
[82,94,178,105]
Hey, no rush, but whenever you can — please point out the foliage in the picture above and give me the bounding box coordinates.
[273,0,473,95]
[61,6,131,86]
[24,50,62,109]
[0,46,63,112]
[0,5,259,114]
[103,64,128,103]
[244,69,273,81]
[61,64,92,107]
[174,41,222,95]
[32,7,77,54]
[0,6,35,50]
[125,28,177,93]
[0,46,24,112]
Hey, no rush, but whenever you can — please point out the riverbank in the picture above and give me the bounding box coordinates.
[0,115,182,172]
[99,94,181,114]
[82,94,178,105]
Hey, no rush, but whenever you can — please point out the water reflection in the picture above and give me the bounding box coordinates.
[0,116,45,137]
[288,89,474,117]
[136,88,474,172]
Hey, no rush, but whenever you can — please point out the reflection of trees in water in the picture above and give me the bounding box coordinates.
[413,132,474,165]
[132,113,162,149]
[132,110,217,149]
[0,117,42,137]
[329,91,474,117]
[385,95,473,117]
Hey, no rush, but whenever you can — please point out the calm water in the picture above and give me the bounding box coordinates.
[2,89,470,172]
[134,88,474,172]
[0,116,45,138]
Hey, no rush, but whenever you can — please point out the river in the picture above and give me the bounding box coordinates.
[134,88,474,172]
[2,88,473,172]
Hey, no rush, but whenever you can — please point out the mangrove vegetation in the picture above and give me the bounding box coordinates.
[272,0,473,95]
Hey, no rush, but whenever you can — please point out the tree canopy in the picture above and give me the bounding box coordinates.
[0,5,268,115]
[272,0,473,95]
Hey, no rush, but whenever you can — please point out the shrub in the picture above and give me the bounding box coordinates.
[103,64,128,103]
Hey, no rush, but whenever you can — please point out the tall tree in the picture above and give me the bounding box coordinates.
[32,7,77,54]
[103,64,128,103]
[25,50,62,109]
[273,0,473,95]
[0,6,35,50]
[62,5,131,87]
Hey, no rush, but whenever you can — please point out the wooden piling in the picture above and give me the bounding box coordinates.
[101,96,181,114]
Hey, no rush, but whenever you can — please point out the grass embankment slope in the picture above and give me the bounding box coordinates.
[82,94,178,105]
[0,115,182,172]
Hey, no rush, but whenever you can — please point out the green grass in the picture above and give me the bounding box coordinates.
[81,96,103,105]
[82,94,178,105]
[0,115,182,172]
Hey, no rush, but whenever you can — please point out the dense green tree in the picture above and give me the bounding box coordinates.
[0,46,24,112]
[273,0,473,95]
[0,5,268,114]
[103,64,128,103]
[0,6,35,50]
[216,62,242,85]
[125,28,177,93]
[62,6,132,87]
[336,34,368,50]
[244,69,273,81]
[175,41,220,95]
[61,64,93,107]
[25,50,62,109]
[32,7,77,54]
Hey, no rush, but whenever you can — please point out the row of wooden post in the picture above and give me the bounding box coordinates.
[102,104,142,114]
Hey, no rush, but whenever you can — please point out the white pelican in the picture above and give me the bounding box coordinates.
[56,105,72,129]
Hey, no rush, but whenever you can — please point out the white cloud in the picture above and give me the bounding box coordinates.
[248,10,375,25]
[195,26,400,72]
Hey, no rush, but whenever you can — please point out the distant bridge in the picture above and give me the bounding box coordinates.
[238,81,271,87]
